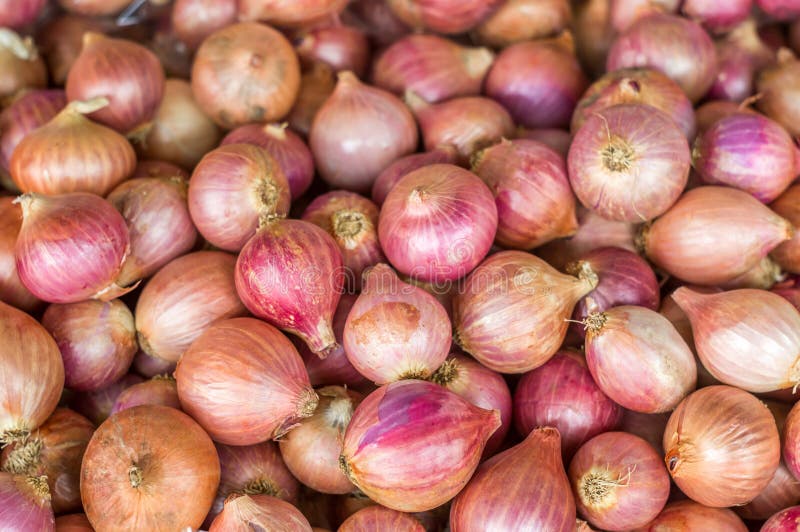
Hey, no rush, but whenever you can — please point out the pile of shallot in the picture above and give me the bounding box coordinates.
[3,0,800,530]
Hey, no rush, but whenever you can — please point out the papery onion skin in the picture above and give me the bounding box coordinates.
[472,139,577,249]
[756,50,800,138]
[15,193,131,304]
[238,0,348,27]
[0,0,46,29]
[176,317,318,445]
[0,197,39,311]
[707,20,775,102]
[55,513,93,531]
[673,287,800,393]
[485,35,588,129]
[633,500,747,531]
[453,250,597,373]
[372,34,494,104]
[378,164,498,284]
[771,184,800,273]
[682,0,752,33]
[10,98,136,196]
[69,374,142,427]
[514,350,623,458]
[584,305,696,413]
[339,506,424,532]
[371,145,458,207]
[386,0,504,34]
[210,493,312,532]
[693,112,796,203]
[450,427,576,531]
[719,256,784,290]
[191,22,300,128]
[0,473,54,531]
[694,101,747,136]
[620,410,670,456]
[474,0,571,48]
[781,401,800,482]
[568,103,691,223]
[36,15,106,87]
[58,0,129,16]
[135,251,247,364]
[310,71,417,192]
[571,68,695,139]
[235,219,343,355]
[172,0,237,50]
[111,376,180,414]
[641,186,794,285]
[762,505,800,532]
[574,0,614,78]
[343,264,451,383]
[609,0,681,32]
[1,408,93,514]
[81,405,220,531]
[188,143,291,252]
[663,385,780,507]
[606,13,717,102]
[132,349,175,379]
[42,299,136,392]
[296,25,370,79]
[341,380,500,512]
[516,128,572,156]
[288,62,336,138]
[0,30,47,103]
[221,122,314,200]
[133,159,189,180]
[107,176,197,287]
[66,33,165,135]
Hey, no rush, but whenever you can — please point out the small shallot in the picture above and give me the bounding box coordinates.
[209,494,312,531]
[371,145,458,206]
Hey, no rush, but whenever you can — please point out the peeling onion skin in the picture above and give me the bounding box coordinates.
[633,500,747,531]
[771,184,800,274]
[641,186,794,286]
[210,494,313,531]
[0,473,54,531]
[450,427,576,531]
[340,380,500,512]
[0,196,39,312]
[673,287,800,393]
[762,505,800,532]
[339,506,424,532]
[663,385,780,508]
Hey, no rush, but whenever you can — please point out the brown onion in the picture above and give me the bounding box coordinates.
[221,122,315,199]
[757,49,800,138]
[111,375,180,414]
[339,506,424,532]
[296,25,370,79]
[191,22,300,128]
[450,427,575,531]
[239,0,348,27]
[10,98,136,196]
[635,500,747,531]
[172,0,237,50]
[663,385,780,507]
[0,473,54,531]
[0,0,46,29]
[288,62,336,137]
[372,34,493,104]
[569,432,669,530]
[81,405,220,530]
[371,145,458,206]
[176,317,318,445]
[1,408,93,514]
[641,186,793,285]
[135,251,247,363]
[188,143,290,252]
[55,513,93,531]
[42,299,136,392]
[341,380,499,512]
[15,193,132,304]
[0,197,39,311]
[37,15,106,87]
[474,0,571,48]
[133,159,189,179]
[210,494,312,531]
[386,0,503,34]
[453,251,597,373]
[472,139,577,249]
[0,30,46,104]
[772,184,800,273]
[310,71,417,192]
[279,386,361,494]
[107,176,197,287]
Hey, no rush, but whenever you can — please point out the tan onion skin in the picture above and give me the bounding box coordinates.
[642,186,794,285]
[110,376,180,414]
[663,385,780,507]
[339,506,425,532]
[288,62,336,138]
[134,251,247,364]
[80,405,220,532]
[632,500,747,531]
[0,29,47,103]
[450,427,576,531]
[296,25,371,79]
[672,287,800,393]
[37,15,106,86]
[771,184,800,274]
[0,197,39,312]
[55,513,93,531]
[757,49,800,138]
[57,0,129,16]
[238,0,348,26]
[172,0,238,50]
[209,494,312,531]
[191,22,300,129]
[474,0,571,48]
[386,0,504,34]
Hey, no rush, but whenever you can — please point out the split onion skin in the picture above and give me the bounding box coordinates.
[209,493,313,531]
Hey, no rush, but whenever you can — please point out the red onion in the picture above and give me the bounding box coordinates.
[310,71,417,192]
[772,185,800,273]
[210,494,313,531]
[69,374,142,426]
[682,0,752,33]
[673,287,800,393]
[513,350,622,457]
[135,251,248,363]
[372,34,493,104]
[454,251,597,373]
[346,0,410,46]
[607,13,717,102]
[637,500,747,531]
[609,0,681,32]
[221,122,314,200]
[302,191,385,289]
[343,264,450,383]
[339,506,424,531]
[42,299,136,392]
[571,68,696,139]
[0,0,45,29]
[378,164,497,284]
[172,0,237,50]
[235,219,343,356]
[111,375,180,414]
[176,317,318,445]
[485,34,588,129]
[371,146,458,206]
[0,30,47,103]
[757,49,800,138]
[107,176,197,287]
[663,385,780,507]
[238,0,348,26]
[583,305,696,413]
[15,193,132,304]
[707,20,775,102]
[516,128,572,156]
[474,0,571,48]
[781,399,800,482]
[55,514,93,531]
[620,410,670,455]
[188,144,291,252]
[340,380,500,512]
[757,0,800,20]
[133,159,189,179]
[385,0,504,34]
[0,197,39,312]
[568,103,691,222]
[450,427,576,531]
[132,349,175,379]
[279,386,361,494]
[569,432,669,530]
[641,186,794,285]
[288,62,336,138]
[764,506,800,531]
[694,100,749,135]
[471,139,576,249]
[0,473,54,531]
[296,25,370,79]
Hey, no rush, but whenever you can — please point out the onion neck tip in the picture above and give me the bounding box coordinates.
[583,312,607,334]
[26,476,50,501]
[429,358,458,386]
[128,465,143,488]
